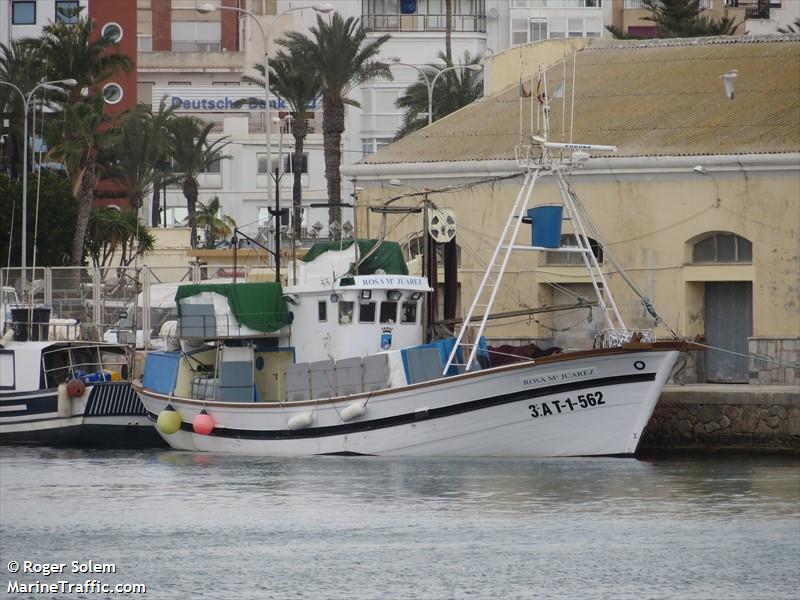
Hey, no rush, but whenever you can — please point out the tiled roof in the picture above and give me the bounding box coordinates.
[363,36,800,164]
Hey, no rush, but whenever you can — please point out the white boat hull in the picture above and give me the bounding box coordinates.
[0,382,162,446]
[136,348,679,457]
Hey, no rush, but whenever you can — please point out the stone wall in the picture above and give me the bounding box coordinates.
[641,386,800,452]
[667,351,702,385]
[749,336,800,386]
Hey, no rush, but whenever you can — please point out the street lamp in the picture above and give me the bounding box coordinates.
[390,58,482,125]
[196,2,333,207]
[0,78,77,300]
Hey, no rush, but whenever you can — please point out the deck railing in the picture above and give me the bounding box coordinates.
[40,343,130,388]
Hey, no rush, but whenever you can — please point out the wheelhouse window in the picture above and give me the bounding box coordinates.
[692,233,752,264]
[318,301,327,322]
[359,302,376,323]
[401,302,417,324]
[339,301,355,324]
[380,301,398,324]
[545,234,603,266]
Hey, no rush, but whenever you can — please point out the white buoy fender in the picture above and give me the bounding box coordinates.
[0,328,14,348]
[287,412,313,430]
[340,402,367,422]
[57,383,72,418]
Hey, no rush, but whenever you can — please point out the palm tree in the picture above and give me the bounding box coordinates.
[45,93,118,269]
[777,18,800,34]
[84,206,155,275]
[395,51,483,139]
[39,12,132,103]
[107,99,178,220]
[194,196,236,249]
[282,13,392,230]
[243,49,322,240]
[167,116,230,248]
[0,39,47,178]
[445,0,453,64]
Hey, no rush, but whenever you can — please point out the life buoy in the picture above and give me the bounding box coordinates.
[66,378,86,398]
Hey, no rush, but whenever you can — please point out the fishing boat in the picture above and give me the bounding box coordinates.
[0,308,162,446]
[133,142,696,456]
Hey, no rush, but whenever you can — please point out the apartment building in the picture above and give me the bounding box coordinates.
[4,0,137,117]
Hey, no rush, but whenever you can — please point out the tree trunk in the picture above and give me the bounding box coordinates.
[151,176,161,227]
[129,190,143,212]
[322,93,344,235]
[445,0,453,65]
[183,176,199,249]
[291,117,308,241]
[70,155,96,268]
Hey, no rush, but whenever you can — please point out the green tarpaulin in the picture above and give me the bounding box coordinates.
[300,239,409,276]
[174,282,290,333]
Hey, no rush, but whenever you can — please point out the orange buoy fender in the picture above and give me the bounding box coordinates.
[66,378,86,398]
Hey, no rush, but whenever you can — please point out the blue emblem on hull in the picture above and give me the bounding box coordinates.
[380,328,393,351]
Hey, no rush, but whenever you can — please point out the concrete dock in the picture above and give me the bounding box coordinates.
[641,384,800,453]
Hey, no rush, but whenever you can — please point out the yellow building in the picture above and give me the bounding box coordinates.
[344,35,800,386]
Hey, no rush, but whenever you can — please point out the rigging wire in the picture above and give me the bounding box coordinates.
[691,342,800,370]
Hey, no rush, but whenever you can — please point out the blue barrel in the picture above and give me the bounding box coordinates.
[528,205,563,248]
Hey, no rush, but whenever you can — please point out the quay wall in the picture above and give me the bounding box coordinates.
[641,385,800,453]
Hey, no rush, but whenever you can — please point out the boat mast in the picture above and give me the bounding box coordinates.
[444,62,624,374]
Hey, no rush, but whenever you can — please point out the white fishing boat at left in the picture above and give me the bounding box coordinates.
[0,328,161,447]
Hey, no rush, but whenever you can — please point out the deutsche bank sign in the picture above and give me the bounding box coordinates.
[152,87,317,112]
[170,96,300,110]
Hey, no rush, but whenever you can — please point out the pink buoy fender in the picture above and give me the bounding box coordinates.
[193,410,215,435]
[66,378,86,398]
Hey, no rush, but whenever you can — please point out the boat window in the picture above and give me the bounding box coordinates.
[380,301,397,324]
[359,302,376,323]
[318,301,327,322]
[339,301,354,324]
[401,302,417,324]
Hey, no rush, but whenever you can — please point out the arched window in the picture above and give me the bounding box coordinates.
[545,234,602,266]
[692,233,752,264]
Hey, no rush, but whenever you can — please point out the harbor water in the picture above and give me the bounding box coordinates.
[1,448,798,599]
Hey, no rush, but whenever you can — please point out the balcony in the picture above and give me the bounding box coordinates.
[624,0,712,7]
[138,49,244,72]
[725,0,778,19]
[362,0,486,33]
[512,0,602,7]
